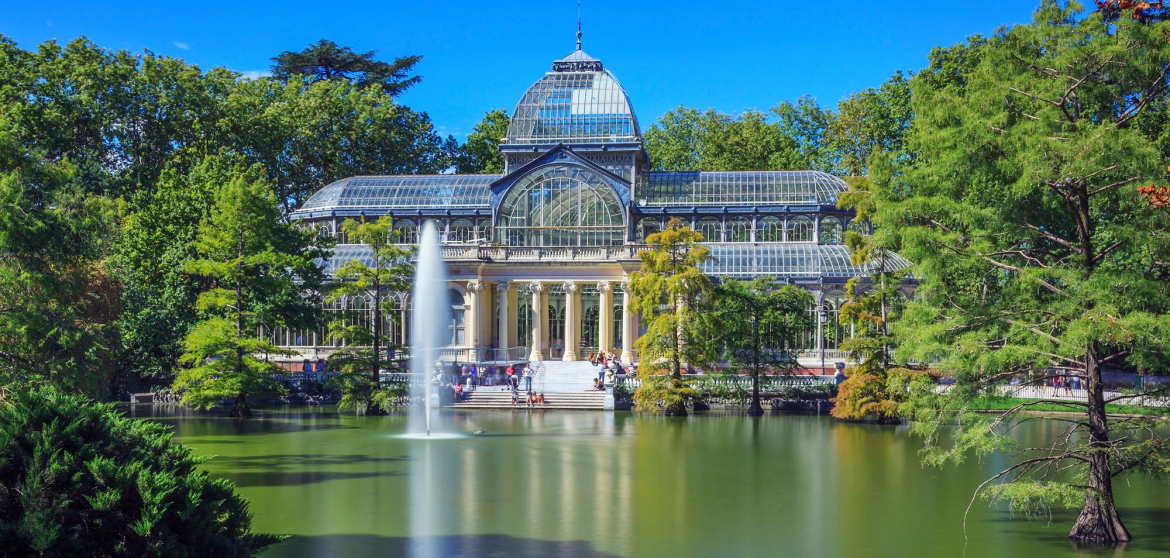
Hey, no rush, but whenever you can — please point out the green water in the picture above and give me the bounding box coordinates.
[135,406,1170,558]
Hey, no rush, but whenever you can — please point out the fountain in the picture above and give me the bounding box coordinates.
[403,220,460,439]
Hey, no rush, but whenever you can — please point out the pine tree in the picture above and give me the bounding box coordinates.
[629,218,718,416]
[325,216,413,414]
[174,172,326,417]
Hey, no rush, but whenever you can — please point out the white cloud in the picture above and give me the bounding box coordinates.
[46,20,53,27]
[173,41,189,50]
[237,70,272,80]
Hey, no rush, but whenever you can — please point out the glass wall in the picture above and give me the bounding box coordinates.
[497,165,626,247]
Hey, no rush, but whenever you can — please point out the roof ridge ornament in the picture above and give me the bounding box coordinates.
[552,0,603,72]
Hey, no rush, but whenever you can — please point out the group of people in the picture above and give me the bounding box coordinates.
[511,389,546,407]
[587,350,629,381]
[504,363,536,392]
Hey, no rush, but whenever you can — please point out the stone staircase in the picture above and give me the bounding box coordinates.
[447,390,605,410]
[532,360,602,392]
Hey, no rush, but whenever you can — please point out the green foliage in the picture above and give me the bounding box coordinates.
[716,278,813,412]
[270,39,423,96]
[111,153,260,382]
[173,173,326,417]
[455,109,510,173]
[831,368,932,422]
[630,219,718,415]
[325,216,414,413]
[0,117,124,398]
[643,73,911,176]
[876,2,1170,541]
[0,386,281,556]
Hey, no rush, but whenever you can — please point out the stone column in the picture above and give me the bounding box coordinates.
[563,281,580,361]
[496,282,510,356]
[466,280,484,352]
[528,281,547,361]
[597,281,613,354]
[814,289,826,373]
[621,282,635,364]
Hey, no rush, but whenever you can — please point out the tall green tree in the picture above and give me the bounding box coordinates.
[0,119,123,398]
[716,278,812,415]
[629,218,718,416]
[884,2,1170,542]
[643,107,807,171]
[270,39,423,96]
[173,172,327,417]
[112,153,257,384]
[326,216,413,414]
[455,109,510,173]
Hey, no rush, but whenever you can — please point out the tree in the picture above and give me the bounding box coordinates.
[326,216,414,414]
[629,218,718,416]
[643,107,807,172]
[112,153,257,385]
[173,172,327,417]
[0,386,280,556]
[716,278,812,415]
[270,39,423,96]
[455,109,510,174]
[0,118,123,398]
[883,2,1170,542]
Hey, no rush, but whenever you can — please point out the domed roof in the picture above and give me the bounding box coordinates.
[504,49,641,146]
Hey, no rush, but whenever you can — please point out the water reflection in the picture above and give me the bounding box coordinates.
[138,406,1170,558]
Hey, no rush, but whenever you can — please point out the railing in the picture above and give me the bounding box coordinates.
[442,245,644,262]
[435,346,529,363]
[796,349,851,360]
[937,384,1170,408]
[615,373,836,391]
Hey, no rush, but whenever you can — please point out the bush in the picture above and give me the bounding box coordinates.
[0,387,281,557]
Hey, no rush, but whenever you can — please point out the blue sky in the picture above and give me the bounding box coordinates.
[1,0,1040,141]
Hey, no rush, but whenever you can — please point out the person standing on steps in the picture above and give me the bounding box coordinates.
[523,364,533,392]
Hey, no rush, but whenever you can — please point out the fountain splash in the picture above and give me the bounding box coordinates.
[407,221,450,437]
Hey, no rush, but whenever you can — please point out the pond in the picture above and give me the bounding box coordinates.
[135,406,1170,558]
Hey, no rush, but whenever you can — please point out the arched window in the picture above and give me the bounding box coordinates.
[478,221,493,243]
[757,216,783,242]
[637,218,661,242]
[582,305,600,350]
[697,217,721,242]
[450,219,475,243]
[819,216,844,243]
[787,216,813,242]
[727,217,751,242]
[847,218,870,236]
[497,165,625,247]
[393,220,418,244]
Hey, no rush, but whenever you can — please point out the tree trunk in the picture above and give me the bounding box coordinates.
[229,393,252,418]
[372,281,381,386]
[747,367,763,416]
[1069,346,1130,543]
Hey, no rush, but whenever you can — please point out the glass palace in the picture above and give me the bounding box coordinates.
[284,45,911,368]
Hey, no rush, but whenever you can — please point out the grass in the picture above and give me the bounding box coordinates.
[971,396,1166,417]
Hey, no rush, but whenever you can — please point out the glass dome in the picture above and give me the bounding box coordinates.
[505,50,641,145]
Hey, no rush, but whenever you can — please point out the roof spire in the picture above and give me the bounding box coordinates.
[576,1,582,50]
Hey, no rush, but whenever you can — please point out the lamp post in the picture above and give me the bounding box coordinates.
[818,309,828,376]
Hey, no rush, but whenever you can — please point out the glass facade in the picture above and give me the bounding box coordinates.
[497,166,625,247]
[641,171,846,206]
[505,53,640,145]
[299,175,497,212]
[281,45,915,363]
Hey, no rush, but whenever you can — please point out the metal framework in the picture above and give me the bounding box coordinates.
[702,243,912,278]
[496,165,626,246]
[640,171,847,206]
[298,175,498,212]
[505,51,640,145]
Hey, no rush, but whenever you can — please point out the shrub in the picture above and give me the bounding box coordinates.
[0,387,281,557]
